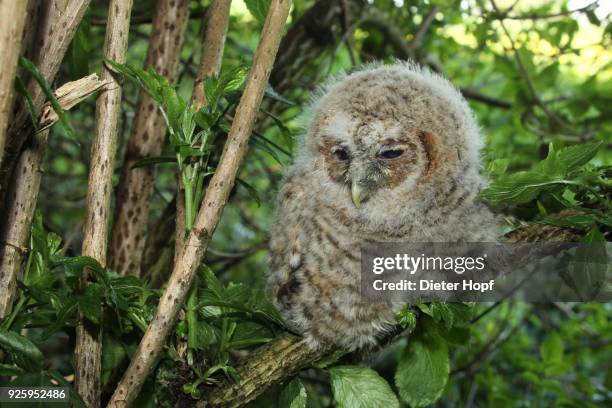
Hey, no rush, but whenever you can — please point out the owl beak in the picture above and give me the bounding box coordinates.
[351,181,367,208]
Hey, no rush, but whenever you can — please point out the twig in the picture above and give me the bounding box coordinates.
[74,0,133,406]
[107,1,291,406]
[0,0,29,168]
[108,0,189,277]
[0,0,92,319]
[408,6,439,55]
[38,74,110,130]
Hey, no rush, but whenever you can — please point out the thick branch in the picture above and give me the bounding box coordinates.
[0,0,29,168]
[108,0,189,277]
[74,0,133,406]
[204,334,330,407]
[108,1,291,406]
[205,221,583,406]
[0,0,93,319]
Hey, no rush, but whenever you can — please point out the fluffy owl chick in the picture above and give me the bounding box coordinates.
[267,62,499,351]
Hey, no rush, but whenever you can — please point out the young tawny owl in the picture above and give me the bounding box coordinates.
[267,62,499,351]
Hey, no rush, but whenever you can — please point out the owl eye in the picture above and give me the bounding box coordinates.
[378,148,404,159]
[332,147,349,161]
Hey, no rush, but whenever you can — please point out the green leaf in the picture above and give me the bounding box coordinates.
[19,56,76,142]
[14,76,38,129]
[0,363,24,376]
[237,178,262,206]
[329,366,399,408]
[540,332,563,365]
[557,142,602,172]
[244,0,271,25]
[67,21,91,80]
[280,378,308,408]
[481,171,567,205]
[396,306,417,331]
[0,328,44,371]
[395,321,449,407]
[200,264,223,298]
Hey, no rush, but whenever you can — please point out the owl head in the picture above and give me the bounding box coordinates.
[293,61,486,229]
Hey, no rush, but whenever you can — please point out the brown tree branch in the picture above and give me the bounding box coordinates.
[203,221,583,406]
[74,0,133,406]
[0,0,92,319]
[108,0,189,277]
[192,0,232,109]
[176,0,232,267]
[0,0,29,168]
[107,1,291,406]
[38,74,110,130]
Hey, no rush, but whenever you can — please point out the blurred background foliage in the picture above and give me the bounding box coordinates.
[2,0,610,406]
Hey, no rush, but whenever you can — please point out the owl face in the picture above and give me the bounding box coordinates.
[314,113,432,209]
[296,63,485,228]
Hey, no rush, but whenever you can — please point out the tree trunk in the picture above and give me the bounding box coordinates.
[108,0,189,277]
[0,0,91,319]
[74,1,133,406]
[0,0,29,168]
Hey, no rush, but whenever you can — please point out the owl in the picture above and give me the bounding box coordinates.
[267,62,499,351]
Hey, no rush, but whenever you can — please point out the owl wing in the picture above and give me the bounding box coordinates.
[267,168,310,311]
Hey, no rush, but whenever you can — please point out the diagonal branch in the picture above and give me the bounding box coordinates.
[108,0,190,277]
[74,0,133,406]
[107,1,292,406]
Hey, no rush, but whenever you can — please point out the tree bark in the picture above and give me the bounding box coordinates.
[108,0,189,277]
[176,0,232,261]
[0,0,91,200]
[74,1,133,406]
[0,0,92,319]
[204,334,330,408]
[0,0,29,169]
[192,0,232,109]
[108,1,291,405]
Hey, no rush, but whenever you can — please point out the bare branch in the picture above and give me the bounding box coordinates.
[108,0,189,277]
[108,1,291,406]
[74,0,133,405]
[38,74,110,130]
